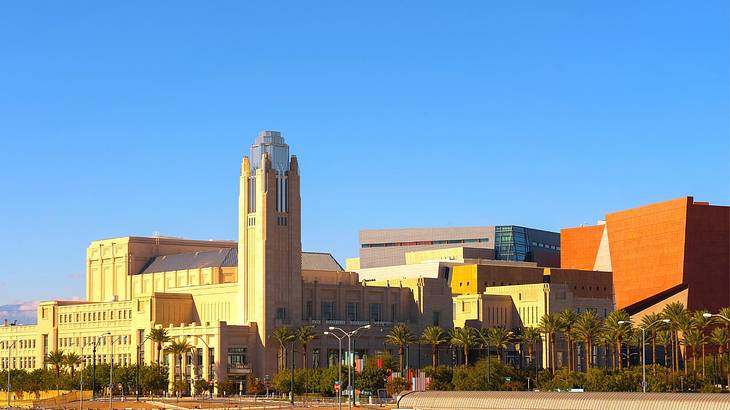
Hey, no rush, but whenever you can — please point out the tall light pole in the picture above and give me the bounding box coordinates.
[108,335,123,410]
[78,343,90,410]
[705,313,730,322]
[6,339,17,409]
[328,324,371,409]
[93,332,111,401]
[186,335,214,399]
[324,331,345,410]
[619,319,670,392]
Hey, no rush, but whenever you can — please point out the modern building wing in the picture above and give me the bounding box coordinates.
[561,196,730,313]
[356,225,560,269]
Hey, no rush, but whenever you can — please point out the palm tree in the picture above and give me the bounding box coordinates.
[150,328,170,367]
[272,327,296,371]
[662,302,688,373]
[675,311,693,375]
[692,311,712,378]
[165,339,194,397]
[656,330,672,369]
[598,329,613,370]
[719,307,730,385]
[572,310,603,370]
[710,327,728,387]
[45,350,65,395]
[683,328,703,372]
[420,326,449,368]
[450,327,478,366]
[486,327,512,363]
[522,327,541,370]
[296,326,317,369]
[605,310,631,370]
[538,313,559,372]
[640,312,663,372]
[385,324,416,372]
[63,352,83,378]
[558,309,577,371]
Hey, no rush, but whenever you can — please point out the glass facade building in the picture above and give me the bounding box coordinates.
[494,225,560,263]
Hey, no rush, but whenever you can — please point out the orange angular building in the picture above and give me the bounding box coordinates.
[561,197,729,314]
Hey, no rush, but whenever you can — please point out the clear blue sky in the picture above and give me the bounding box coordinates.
[0,1,728,305]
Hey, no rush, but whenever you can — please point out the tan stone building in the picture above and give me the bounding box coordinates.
[0,131,617,393]
[0,131,420,393]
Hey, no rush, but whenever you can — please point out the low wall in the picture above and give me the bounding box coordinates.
[398,391,730,410]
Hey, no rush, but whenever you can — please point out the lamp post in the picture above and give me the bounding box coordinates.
[108,335,124,410]
[78,343,90,410]
[619,319,670,392]
[705,313,730,323]
[6,339,17,409]
[324,331,345,410]
[186,335,214,399]
[92,332,110,402]
[328,324,371,409]
[136,332,154,402]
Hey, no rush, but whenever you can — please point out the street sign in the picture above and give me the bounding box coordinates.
[334,381,341,392]
[504,377,511,381]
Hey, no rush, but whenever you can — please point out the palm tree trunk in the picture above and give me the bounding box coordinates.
[611,342,615,370]
[701,344,706,378]
[618,338,623,370]
[432,345,437,368]
[567,334,572,371]
[551,335,556,373]
[400,345,405,371]
[464,346,469,366]
[651,331,657,375]
[672,333,677,373]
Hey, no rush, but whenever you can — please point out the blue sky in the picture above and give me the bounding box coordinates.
[0,1,728,306]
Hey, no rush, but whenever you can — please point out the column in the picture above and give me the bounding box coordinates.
[182,351,189,395]
[190,349,197,396]
[168,352,175,394]
[202,346,211,385]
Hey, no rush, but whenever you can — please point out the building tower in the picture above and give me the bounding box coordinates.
[237,131,302,375]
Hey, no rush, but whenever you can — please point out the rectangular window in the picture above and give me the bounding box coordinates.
[276,308,286,320]
[305,301,313,320]
[321,302,335,320]
[390,303,397,322]
[432,311,440,326]
[369,303,383,322]
[346,303,358,321]
[228,347,247,368]
[312,348,320,368]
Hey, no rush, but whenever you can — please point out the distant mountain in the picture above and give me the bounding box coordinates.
[0,301,38,325]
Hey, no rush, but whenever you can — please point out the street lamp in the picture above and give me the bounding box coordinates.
[618,319,670,392]
[77,343,91,410]
[704,313,730,322]
[108,334,124,410]
[185,335,214,399]
[328,324,371,409]
[92,332,110,402]
[324,331,345,410]
[5,339,17,409]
